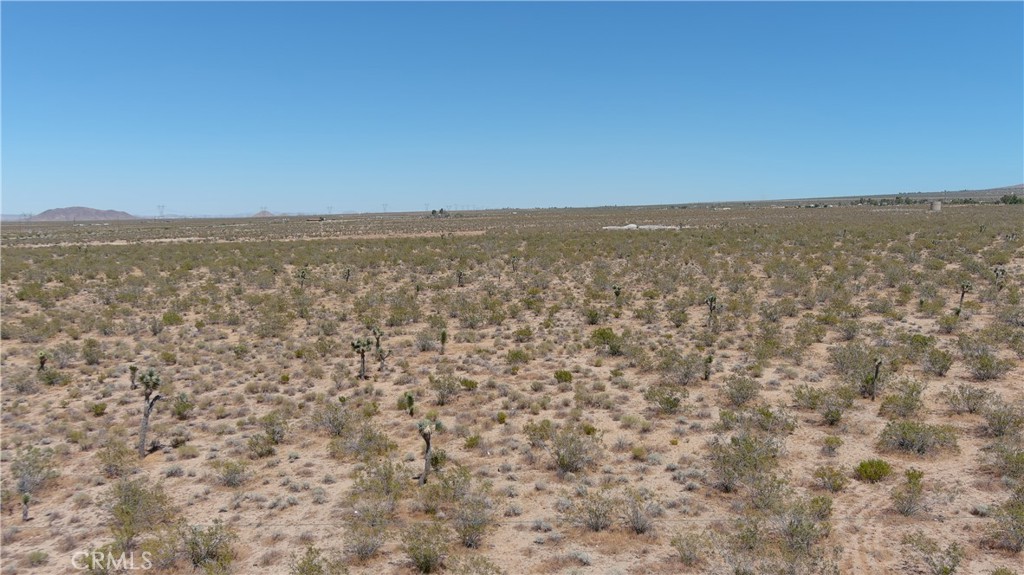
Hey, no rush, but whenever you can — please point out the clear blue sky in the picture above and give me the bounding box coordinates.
[2,2,1022,217]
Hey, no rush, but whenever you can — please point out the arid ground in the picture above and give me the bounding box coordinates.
[1,201,1022,575]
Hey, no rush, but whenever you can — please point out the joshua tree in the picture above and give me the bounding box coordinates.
[343,268,351,282]
[21,494,30,522]
[612,284,623,299]
[510,255,519,273]
[37,351,47,372]
[703,355,714,381]
[400,392,415,416]
[704,295,718,329]
[296,266,309,290]
[456,270,465,288]
[373,326,392,371]
[866,357,883,401]
[993,267,1006,292]
[956,282,972,316]
[137,369,163,458]
[417,419,444,486]
[440,329,448,355]
[129,365,139,389]
[352,337,374,380]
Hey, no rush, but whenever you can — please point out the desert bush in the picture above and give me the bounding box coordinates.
[879,378,927,419]
[902,530,964,575]
[345,497,390,560]
[777,496,832,556]
[644,384,685,415]
[429,373,461,406]
[923,348,954,376]
[813,466,848,493]
[590,327,624,356]
[452,489,493,548]
[670,531,709,566]
[891,468,927,516]
[565,488,619,532]
[180,520,237,575]
[350,459,407,512]
[402,521,449,574]
[82,338,103,365]
[659,350,711,386]
[97,438,138,478]
[11,447,58,497]
[878,420,957,455]
[172,393,195,420]
[792,384,825,410]
[983,399,1024,438]
[819,385,856,426]
[289,545,348,575]
[311,400,355,437]
[621,487,661,534]
[447,556,507,575]
[105,477,175,552]
[941,383,994,414]
[706,432,782,492]
[723,376,760,407]
[548,423,602,475]
[988,488,1024,553]
[210,459,249,487]
[328,422,395,461]
[553,369,573,383]
[854,459,892,483]
[821,435,843,457]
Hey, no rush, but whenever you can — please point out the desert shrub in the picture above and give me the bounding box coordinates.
[813,466,848,493]
[402,521,449,574]
[821,435,843,457]
[819,386,856,426]
[879,378,927,419]
[97,438,138,478]
[452,489,493,548]
[878,420,957,455]
[706,432,782,492]
[723,376,760,407]
[941,383,994,414]
[180,520,237,575]
[620,487,660,534]
[328,422,395,461]
[670,531,709,566]
[777,496,832,556]
[854,459,892,483]
[210,459,249,487]
[349,459,407,512]
[554,370,573,383]
[902,530,964,575]
[565,488,619,532]
[105,477,175,552]
[548,423,602,474]
[829,342,882,389]
[345,498,390,560]
[988,488,1024,553]
[923,348,954,376]
[37,367,70,386]
[429,373,461,406]
[792,384,825,410]
[289,545,347,575]
[983,400,1024,438]
[172,393,195,420]
[891,468,926,516]
[248,433,276,459]
[590,327,624,356]
[505,348,531,366]
[644,384,685,415]
[992,441,1024,482]
[311,400,355,437]
[82,338,103,365]
[10,446,58,517]
[447,556,507,575]
[968,352,1014,381]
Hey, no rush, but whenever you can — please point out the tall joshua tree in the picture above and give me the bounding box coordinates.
[956,282,972,316]
[417,419,443,486]
[352,337,374,380]
[372,326,391,371]
[704,294,718,329]
[137,369,163,458]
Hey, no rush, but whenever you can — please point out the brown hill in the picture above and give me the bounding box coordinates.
[30,206,137,222]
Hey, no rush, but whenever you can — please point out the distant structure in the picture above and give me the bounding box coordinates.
[931,201,942,212]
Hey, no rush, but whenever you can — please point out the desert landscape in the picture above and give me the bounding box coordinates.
[1,198,1022,575]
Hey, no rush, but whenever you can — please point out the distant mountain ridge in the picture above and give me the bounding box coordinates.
[29,207,137,222]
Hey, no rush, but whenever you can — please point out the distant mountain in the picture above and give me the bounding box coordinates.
[29,207,137,222]
[253,210,275,217]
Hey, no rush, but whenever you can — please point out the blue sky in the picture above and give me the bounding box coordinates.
[2,2,1022,217]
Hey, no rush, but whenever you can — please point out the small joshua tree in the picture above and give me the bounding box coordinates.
[372,327,391,371]
[400,392,415,416]
[993,267,1006,292]
[37,351,47,372]
[956,281,972,316]
[703,354,714,381]
[352,337,374,380]
[704,294,718,329]
[418,418,444,486]
[864,357,883,401]
[137,369,163,458]
[129,365,139,389]
[456,270,465,288]
[439,329,448,355]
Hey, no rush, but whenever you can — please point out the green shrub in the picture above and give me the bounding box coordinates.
[97,439,137,478]
[210,459,249,487]
[554,370,573,383]
[90,402,108,417]
[670,531,709,566]
[988,487,1024,553]
[902,530,964,575]
[941,383,993,414]
[26,550,48,566]
[821,435,843,457]
[289,544,347,575]
[891,468,926,516]
[402,521,449,573]
[706,432,782,492]
[983,400,1024,438]
[644,384,685,415]
[854,459,892,483]
[923,348,953,376]
[161,311,184,326]
[180,520,237,574]
[878,420,957,455]
[82,338,103,365]
[813,465,848,492]
[879,378,926,419]
[723,376,760,407]
[564,489,619,532]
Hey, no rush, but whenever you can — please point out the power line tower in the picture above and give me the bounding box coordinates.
[157,205,165,218]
